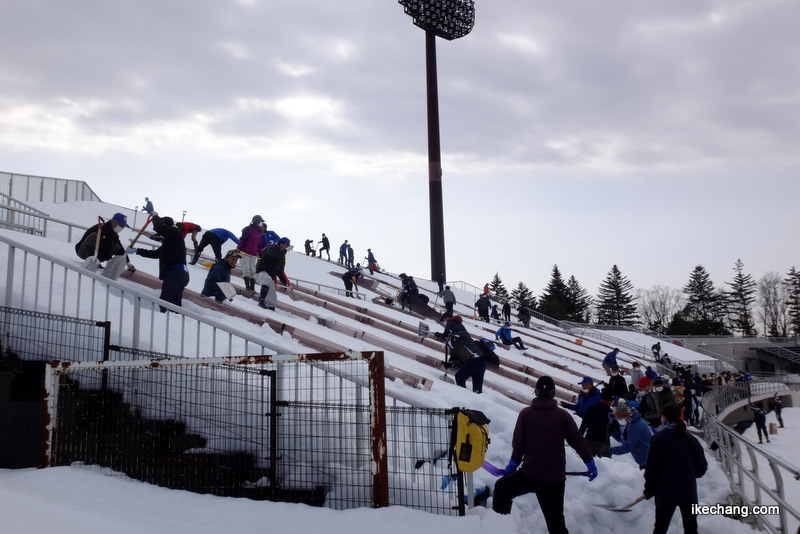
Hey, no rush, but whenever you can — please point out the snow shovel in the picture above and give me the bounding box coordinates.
[217,282,237,301]
[128,213,153,247]
[80,217,105,272]
[595,494,646,512]
[101,255,128,280]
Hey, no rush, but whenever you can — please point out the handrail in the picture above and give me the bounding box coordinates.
[0,192,50,215]
[701,384,800,534]
[1,231,286,357]
[0,170,101,204]
[0,231,434,409]
[561,320,652,361]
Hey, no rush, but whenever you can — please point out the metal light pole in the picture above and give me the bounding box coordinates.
[398,0,475,283]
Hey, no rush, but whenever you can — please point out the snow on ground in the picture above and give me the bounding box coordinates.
[2,198,793,533]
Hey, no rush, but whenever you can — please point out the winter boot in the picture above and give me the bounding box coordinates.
[245,277,255,292]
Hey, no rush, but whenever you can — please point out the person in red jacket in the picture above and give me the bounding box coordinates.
[493,376,597,533]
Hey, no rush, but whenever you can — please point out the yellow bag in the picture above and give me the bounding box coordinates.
[453,410,490,472]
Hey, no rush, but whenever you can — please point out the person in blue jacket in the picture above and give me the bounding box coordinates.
[602,348,619,375]
[559,376,601,418]
[607,399,652,468]
[257,223,281,254]
[191,228,239,264]
[495,321,526,350]
[201,249,240,302]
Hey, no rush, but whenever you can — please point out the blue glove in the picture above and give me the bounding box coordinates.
[585,459,598,481]
[126,247,138,255]
[503,459,520,476]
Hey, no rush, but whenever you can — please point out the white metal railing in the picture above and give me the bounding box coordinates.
[701,383,800,534]
[1,231,286,358]
[0,230,436,410]
[0,171,101,204]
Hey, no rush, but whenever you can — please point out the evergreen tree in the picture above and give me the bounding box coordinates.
[510,282,537,312]
[785,266,800,337]
[595,265,638,326]
[724,259,757,336]
[667,265,729,335]
[565,275,592,323]
[488,272,510,303]
[538,265,570,320]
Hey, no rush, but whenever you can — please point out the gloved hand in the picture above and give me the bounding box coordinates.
[585,459,598,481]
[643,488,653,500]
[126,247,138,255]
[502,459,520,476]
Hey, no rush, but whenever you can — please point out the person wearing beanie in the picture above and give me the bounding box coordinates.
[559,376,601,418]
[644,403,708,534]
[493,375,597,531]
[607,399,653,468]
[254,236,291,310]
[579,387,614,458]
[127,214,188,312]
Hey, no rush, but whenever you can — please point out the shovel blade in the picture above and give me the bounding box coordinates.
[81,256,101,272]
[101,256,127,280]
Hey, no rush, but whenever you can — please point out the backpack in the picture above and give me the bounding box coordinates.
[477,338,500,367]
[448,408,491,473]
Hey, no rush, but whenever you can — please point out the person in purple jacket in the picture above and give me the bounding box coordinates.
[236,215,264,292]
[493,376,598,533]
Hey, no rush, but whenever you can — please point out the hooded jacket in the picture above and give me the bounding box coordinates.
[511,397,593,484]
[608,409,652,467]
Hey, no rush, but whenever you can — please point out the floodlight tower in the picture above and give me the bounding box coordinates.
[398,0,475,283]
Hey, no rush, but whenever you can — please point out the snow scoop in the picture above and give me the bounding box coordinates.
[80,216,105,271]
[594,494,646,512]
[217,282,237,301]
[101,255,128,280]
[418,322,431,338]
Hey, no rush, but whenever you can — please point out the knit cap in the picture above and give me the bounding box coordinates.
[613,400,631,417]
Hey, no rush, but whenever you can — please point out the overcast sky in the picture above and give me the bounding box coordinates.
[2,0,799,297]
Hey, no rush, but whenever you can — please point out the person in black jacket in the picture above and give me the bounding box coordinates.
[748,400,770,444]
[579,387,613,457]
[441,316,486,393]
[75,212,130,263]
[644,403,708,534]
[341,264,363,298]
[398,273,419,311]
[127,215,188,312]
[255,237,291,310]
[606,366,628,399]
